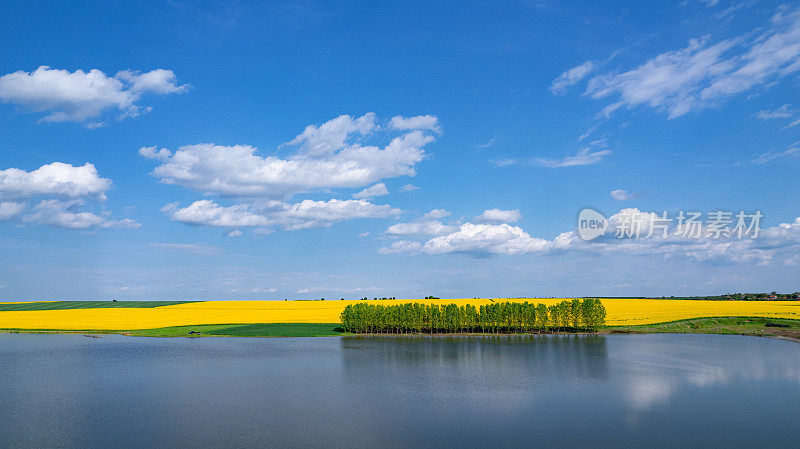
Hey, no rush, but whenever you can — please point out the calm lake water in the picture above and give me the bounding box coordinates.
[1,334,799,448]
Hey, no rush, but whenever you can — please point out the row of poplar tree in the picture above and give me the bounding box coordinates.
[340,299,606,334]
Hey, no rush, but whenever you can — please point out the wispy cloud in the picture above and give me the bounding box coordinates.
[477,137,496,148]
[150,243,222,255]
[489,158,519,167]
[610,189,647,201]
[752,145,800,164]
[756,104,793,120]
[534,147,611,168]
[550,61,595,95]
[353,183,389,199]
[562,6,800,119]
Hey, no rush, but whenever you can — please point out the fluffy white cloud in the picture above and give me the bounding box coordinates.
[386,220,458,236]
[138,146,172,161]
[0,66,187,124]
[0,202,25,220]
[474,208,521,223]
[163,198,399,231]
[422,223,550,255]
[142,114,435,198]
[0,162,112,200]
[285,113,377,156]
[21,200,140,230]
[279,198,399,230]
[146,114,439,234]
[353,183,389,199]
[582,6,800,118]
[378,240,423,254]
[550,61,595,95]
[162,200,270,227]
[386,209,457,236]
[611,189,632,201]
[424,209,450,219]
[382,208,544,255]
[115,69,188,95]
[380,207,800,263]
[535,147,611,167]
[0,162,135,230]
[389,115,441,133]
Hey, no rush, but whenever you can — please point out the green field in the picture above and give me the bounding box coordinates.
[0,301,198,311]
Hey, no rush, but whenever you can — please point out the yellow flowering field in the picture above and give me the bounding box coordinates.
[1,298,799,330]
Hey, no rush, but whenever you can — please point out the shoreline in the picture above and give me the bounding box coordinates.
[1,317,799,342]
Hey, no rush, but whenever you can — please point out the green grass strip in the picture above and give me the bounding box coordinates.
[3,317,800,340]
[129,323,344,337]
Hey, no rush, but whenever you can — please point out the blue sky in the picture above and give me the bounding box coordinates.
[1,0,799,300]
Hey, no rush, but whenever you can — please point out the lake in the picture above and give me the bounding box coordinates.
[1,333,798,448]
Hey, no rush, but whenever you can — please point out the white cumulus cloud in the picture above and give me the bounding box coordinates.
[142,114,435,198]
[162,200,270,227]
[144,113,439,235]
[378,240,423,255]
[0,202,25,220]
[22,199,140,230]
[474,208,521,223]
[379,207,800,263]
[389,115,441,133]
[0,162,112,200]
[386,220,458,236]
[163,198,399,231]
[0,162,136,229]
[422,223,550,256]
[386,209,457,236]
[0,66,188,125]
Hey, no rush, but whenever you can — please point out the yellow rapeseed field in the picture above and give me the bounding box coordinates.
[2,298,800,330]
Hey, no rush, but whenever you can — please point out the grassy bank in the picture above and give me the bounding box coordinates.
[0,323,344,337]
[604,316,800,341]
[130,323,344,337]
[2,317,799,340]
